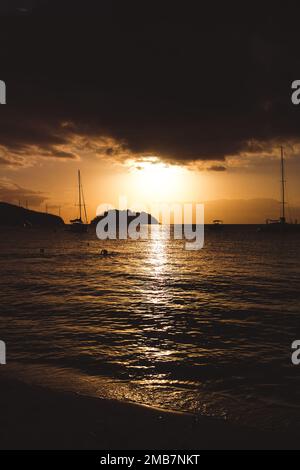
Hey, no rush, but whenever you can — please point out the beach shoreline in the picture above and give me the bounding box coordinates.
[0,375,297,450]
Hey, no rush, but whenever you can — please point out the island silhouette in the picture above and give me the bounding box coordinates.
[90,209,159,227]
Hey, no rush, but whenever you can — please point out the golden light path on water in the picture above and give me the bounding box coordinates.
[137,230,176,368]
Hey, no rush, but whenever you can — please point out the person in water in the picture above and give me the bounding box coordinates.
[100,249,108,256]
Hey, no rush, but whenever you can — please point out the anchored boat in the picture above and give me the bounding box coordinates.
[70,170,88,233]
[260,147,299,232]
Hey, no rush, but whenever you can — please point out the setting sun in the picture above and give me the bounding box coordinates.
[129,157,186,202]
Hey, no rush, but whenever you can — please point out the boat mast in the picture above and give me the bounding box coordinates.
[78,170,82,221]
[81,180,88,224]
[280,146,286,223]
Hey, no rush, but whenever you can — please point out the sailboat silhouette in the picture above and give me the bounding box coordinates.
[261,147,299,231]
[70,170,88,233]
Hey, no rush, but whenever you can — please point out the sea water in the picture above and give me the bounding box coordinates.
[0,225,299,431]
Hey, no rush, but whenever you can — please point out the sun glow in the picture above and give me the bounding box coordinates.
[130,157,185,201]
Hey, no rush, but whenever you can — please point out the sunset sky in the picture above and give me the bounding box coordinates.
[1,2,300,223]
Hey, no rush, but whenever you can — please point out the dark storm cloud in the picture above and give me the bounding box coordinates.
[0,117,75,152]
[0,2,300,166]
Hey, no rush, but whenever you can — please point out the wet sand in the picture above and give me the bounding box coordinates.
[0,377,297,450]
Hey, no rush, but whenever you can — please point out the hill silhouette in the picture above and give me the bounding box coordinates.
[0,202,64,227]
[91,209,159,226]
